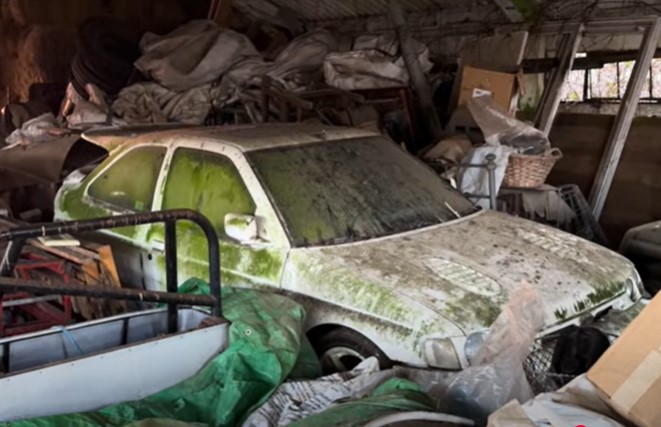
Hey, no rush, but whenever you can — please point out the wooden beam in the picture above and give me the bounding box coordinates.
[389,0,443,142]
[589,17,661,220]
[535,24,583,135]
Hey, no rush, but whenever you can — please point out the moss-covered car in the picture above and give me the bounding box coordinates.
[55,124,644,372]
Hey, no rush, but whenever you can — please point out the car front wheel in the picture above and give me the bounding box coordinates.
[311,327,392,374]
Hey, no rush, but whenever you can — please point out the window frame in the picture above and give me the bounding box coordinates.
[85,143,169,214]
[160,146,257,238]
[562,59,661,104]
[151,138,292,249]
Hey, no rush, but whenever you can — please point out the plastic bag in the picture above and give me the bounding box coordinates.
[467,96,549,154]
[441,284,545,426]
[456,145,516,209]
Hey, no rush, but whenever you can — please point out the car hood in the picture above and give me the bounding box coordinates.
[291,210,636,333]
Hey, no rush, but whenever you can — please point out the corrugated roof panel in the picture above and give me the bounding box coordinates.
[265,0,463,22]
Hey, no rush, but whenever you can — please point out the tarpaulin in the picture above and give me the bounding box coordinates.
[243,358,435,427]
[136,21,261,92]
[284,378,434,427]
[5,280,309,427]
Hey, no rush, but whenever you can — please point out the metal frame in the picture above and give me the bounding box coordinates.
[535,23,584,135]
[428,154,499,209]
[589,17,661,219]
[0,209,222,333]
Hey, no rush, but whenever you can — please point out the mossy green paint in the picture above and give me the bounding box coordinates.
[59,179,140,239]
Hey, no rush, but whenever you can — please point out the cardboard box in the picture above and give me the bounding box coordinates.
[587,296,661,427]
[458,66,518,114]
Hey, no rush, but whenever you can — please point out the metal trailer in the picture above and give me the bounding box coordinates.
[0,210,229,422]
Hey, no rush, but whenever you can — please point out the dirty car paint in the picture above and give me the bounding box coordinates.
[54,125,641,369]
[285,209,635,334]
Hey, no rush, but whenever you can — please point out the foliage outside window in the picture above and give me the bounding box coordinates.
[88,146,166,212]
[562,58,661,102]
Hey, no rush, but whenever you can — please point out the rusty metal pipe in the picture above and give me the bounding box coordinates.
[0,276,218,308]
[0,210,222,322]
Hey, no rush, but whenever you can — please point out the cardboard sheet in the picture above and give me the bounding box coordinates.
[458,66,518,114]
[587,295,661,427]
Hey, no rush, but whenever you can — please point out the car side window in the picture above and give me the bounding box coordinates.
[161,148,256,236]
[88,146,166,212]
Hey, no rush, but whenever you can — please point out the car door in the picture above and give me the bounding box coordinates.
[144,145,289,291]
[76,144,168,289]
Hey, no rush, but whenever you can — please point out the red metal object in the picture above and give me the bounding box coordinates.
[0,253,72,336]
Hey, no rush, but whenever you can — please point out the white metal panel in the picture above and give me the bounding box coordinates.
[0,323,228,422]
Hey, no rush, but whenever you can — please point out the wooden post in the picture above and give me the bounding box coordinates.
[389,0,443,142]
[535,24,583,135]
[589,17,661,219]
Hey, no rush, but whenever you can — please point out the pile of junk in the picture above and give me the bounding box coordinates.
[1,15,659,427]
[1,16,605,253]
[0,15,439,224]
[1,212,660,427]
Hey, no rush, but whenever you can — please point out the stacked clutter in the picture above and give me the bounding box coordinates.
[488,293,661,427]
[50,18,433,133]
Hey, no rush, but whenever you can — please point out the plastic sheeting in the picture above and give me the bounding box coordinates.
[5,280,309,427]
[118,22,338,125]
[488,375,629,427]
[244,358,423,426]
[467,96,549,154]
[457,145,516,209]
[324,34,432,91]
[4,113,61,148]
[112,83,220,125]
[136,21,261,92]
[442,285,545,426]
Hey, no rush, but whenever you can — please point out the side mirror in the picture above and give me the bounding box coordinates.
[224,213,258,243]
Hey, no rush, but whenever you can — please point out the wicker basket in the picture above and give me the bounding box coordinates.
[503,148,563,188]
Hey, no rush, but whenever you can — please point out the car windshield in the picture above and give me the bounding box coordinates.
[248,136,478,247]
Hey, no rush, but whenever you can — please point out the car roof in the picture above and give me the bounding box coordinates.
[82,123,380,152]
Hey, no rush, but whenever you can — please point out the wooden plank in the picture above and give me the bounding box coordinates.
[536,24,584,135]
[26,240,87,264]
[548,112,661,244]
[588,17,661,220]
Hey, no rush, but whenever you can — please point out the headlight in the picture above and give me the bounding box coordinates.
[423,338,462,370]
[464,331,487,365]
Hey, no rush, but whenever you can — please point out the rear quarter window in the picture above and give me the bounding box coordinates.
[88,146,166,212]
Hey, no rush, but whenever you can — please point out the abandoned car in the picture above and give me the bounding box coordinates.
[54,124,644,372]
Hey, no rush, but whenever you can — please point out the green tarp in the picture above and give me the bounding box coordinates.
[6,280,313,427]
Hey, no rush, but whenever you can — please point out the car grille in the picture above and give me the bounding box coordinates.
[523,336,576,395]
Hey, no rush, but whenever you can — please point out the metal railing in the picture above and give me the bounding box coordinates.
[0,209,221,334]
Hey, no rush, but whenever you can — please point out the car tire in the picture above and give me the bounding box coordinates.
[311,328,392,374]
